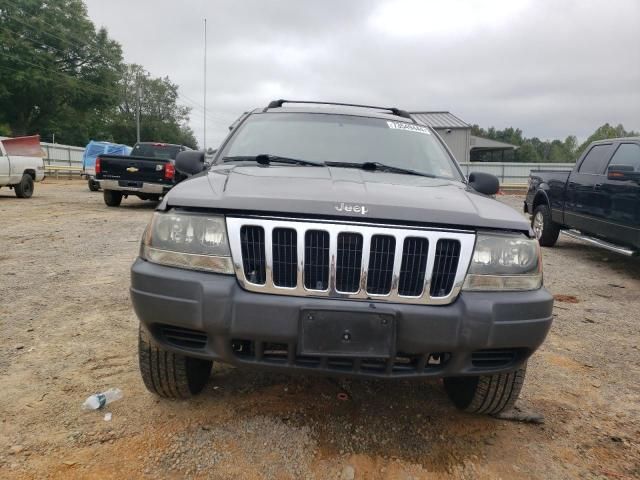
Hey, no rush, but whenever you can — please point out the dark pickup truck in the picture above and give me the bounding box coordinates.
[95,142,190,207]
[525,137,640,255]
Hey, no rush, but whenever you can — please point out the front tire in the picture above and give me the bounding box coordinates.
[14,174,34,198]
[532,204,560,247]
[103,190,122,207]
[138,325,212,398]
[443,364,526,415]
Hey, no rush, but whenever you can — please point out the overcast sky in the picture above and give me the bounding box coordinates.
[84,0,640,149]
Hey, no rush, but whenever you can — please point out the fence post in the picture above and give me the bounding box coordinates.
[501,163,505,183]
[68,147,72,179]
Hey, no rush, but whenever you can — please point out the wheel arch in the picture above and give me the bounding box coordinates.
[23,169,36,180]
[532,189,550,210]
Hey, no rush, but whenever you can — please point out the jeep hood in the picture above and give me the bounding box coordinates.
[162,165,530,232]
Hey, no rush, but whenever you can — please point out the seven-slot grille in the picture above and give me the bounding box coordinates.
[228,217,475,305]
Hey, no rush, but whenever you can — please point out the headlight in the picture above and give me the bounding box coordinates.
[140,211,233,274]
[462,233,542,291]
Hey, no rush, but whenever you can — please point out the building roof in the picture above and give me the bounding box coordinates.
[470,135,518,150]
[409,111,470,129]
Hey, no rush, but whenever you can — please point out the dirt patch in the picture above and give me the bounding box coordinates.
[554,294,580,303]
[1,186,639,479]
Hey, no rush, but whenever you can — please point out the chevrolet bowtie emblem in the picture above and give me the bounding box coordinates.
[126,166,139,173]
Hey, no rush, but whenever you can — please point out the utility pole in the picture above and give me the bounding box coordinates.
[203,17,207,151]
[136,73,142,143]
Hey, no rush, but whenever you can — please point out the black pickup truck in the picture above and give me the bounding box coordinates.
[525,137,640,255]
[95,142,190,207]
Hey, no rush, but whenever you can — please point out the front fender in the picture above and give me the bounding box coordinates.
[534,184,551,206]
[525,178,550,213]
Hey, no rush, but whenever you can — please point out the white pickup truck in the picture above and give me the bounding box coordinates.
[0,136,46,198]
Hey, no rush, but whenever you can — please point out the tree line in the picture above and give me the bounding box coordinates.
[0,0,197,148]
[471,123,638,163]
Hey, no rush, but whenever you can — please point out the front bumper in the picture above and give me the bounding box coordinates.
[98,179,170,195]
[131,259,554,379]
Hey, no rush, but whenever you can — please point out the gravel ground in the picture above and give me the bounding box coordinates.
[1,180,638,479]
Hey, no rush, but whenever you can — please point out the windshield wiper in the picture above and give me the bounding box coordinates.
[325,161,435,178]
[222,154,324,167]
[222,156,435,177]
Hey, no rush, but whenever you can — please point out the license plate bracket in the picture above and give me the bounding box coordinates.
[119,180,143,188]
[298,309,395,358]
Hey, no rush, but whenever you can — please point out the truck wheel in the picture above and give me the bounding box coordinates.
[88,179,100,191]
[14,174,34,198]
[443,364,526,415]
[103,190,123,207]
[532,204,560,247]
[138,325,212,398]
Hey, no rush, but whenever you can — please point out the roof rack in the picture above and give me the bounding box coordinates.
[264,99,415,121]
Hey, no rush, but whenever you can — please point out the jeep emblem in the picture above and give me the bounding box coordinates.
[335,202,368,215]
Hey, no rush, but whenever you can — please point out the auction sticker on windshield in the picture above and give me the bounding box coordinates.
[386,121,431,134]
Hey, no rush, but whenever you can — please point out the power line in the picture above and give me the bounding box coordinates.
[3,2,231,121]
[176,92,229,125]
[2,0,92,52]
[0,51,114,95]
[1,52,231,144]
[181,110,229,130]
[0,56,227,151]
[176,96,228,127]
[2,3,230,141]
[0,63,108,97]
[0,51,215,124]
[1,34,228,127]
[0,51,117,98]
[178,91,230,123]
[0,24,71,58]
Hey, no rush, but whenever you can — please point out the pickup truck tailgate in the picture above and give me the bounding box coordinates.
[99,156,170,184]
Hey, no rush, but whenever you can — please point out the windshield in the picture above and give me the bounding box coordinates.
[133,143,181,160]
[218,113,463,180]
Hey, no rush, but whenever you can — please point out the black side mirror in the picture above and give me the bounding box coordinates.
[176,151,206,176]
[468,171,500,195]
[608,165,639,182]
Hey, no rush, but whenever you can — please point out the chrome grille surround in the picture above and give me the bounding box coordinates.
[226,216,476,305]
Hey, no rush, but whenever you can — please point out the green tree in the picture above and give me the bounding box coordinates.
[563,135,577,158]
[547,140,571,163]
[515,143,540,162]
[0,0,124,144]
[575,123,639,158]
[101,64,197,148]
[473,123,638,163]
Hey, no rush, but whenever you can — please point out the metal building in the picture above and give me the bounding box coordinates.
[409,111,518,163]
[410,111,471,162]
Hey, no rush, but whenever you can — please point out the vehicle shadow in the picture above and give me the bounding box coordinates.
[0,192,25,199]
[550,236,640,276]
[112,201,160,210]
[189,366,504,471]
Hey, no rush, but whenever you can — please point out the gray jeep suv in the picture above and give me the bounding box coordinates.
[132,100,553,414]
